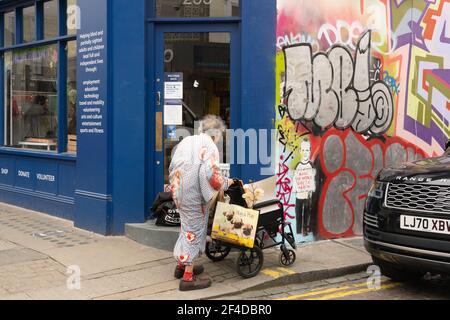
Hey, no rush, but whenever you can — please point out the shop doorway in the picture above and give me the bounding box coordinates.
[151,24,240,205]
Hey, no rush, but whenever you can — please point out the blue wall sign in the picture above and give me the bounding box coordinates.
[75,0,111,234]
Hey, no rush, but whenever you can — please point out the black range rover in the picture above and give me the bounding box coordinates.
[364,143,450,281]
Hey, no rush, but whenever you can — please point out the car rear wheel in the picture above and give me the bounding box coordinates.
[372,256,424,282]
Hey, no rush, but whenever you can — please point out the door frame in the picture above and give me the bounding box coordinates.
[146,22,241,215]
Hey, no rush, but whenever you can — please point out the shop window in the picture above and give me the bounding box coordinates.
[44,0,58,39]
[67,0,78,35]
[4,11,15,46]
[4,45,58,151]
[67,41,77,153]
[22,5,36,43]
[155,0,240,18]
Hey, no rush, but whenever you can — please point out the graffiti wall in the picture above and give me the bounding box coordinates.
[275,0,449,242]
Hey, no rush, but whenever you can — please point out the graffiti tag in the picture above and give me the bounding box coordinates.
[318,20,365,51]
[383,71,400,95]
[283,30,394,135]
[276,157,296,221]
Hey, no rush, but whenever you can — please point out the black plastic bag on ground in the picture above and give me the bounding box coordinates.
[151,192,181,227]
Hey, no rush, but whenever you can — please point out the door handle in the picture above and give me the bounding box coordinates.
[156,91,161,106]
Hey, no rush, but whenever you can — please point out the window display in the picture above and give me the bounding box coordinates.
[67,41,77,153]
[4,45,58,151]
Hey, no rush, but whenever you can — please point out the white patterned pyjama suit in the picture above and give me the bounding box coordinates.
[169,133,228,266]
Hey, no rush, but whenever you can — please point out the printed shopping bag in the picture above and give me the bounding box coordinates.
[211,202,260,248]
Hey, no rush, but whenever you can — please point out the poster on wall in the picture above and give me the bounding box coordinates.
[293,168,316,193]
[164,73,183,100]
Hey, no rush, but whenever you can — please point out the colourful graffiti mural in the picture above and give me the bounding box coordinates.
[276,0,449,242]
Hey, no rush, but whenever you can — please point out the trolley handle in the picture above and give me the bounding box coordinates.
[253,199,283,210]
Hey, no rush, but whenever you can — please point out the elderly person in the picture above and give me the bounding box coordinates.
[169,115,234,291]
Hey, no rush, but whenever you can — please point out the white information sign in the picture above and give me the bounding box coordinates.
[164,105,183,125]
[164,73,183,100]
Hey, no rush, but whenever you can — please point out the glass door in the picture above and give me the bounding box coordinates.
[153,24,239,194]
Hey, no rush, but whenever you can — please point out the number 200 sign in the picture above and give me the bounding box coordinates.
[183,0,212,5]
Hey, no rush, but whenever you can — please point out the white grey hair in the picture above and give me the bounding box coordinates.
[198,115,226,139]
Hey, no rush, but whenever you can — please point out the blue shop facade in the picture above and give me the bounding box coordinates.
[0,0,275,235]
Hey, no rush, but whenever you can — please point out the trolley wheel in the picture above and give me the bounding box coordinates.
[236,246,264,278]
[205,241,231,262]
[279,248,296,266]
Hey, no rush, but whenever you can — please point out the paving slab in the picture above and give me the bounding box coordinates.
[95,279,180,300]
[0,293,32,300]
[43,237,173,275]
[0,248,47,266]
[0,240,18,251]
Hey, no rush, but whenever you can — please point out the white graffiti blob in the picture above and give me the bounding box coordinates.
[283,30,394,135]
[351,31,375,132]
[283,45,312,120]
[283,46,340,128]
[328,46,358,129]
[309,53,340,127]
[369,82,394,134]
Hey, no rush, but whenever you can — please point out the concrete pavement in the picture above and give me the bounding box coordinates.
[0,203,372,300]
